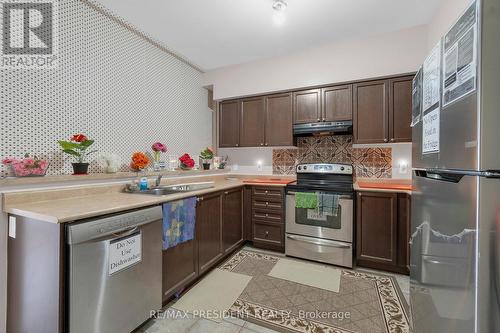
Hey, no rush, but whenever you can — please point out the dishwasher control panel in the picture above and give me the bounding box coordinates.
[67,206,162,245]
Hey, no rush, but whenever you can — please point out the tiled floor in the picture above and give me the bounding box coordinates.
[138,246,410,333]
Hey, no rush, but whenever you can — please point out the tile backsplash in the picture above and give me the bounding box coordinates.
[272,135,392,178]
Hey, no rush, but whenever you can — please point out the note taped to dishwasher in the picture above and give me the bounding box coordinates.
[109,232,142,275]
[442,1,477,107]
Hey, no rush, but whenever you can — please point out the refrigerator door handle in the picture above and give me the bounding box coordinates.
[414,169,465,183]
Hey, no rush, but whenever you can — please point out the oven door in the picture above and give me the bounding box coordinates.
[285,191,353,243]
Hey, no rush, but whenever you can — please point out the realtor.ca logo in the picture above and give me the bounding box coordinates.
[0,0,58,69]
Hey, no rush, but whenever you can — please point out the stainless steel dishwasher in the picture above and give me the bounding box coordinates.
[67,206,162,333]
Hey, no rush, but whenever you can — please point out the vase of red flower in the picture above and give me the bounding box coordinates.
[179,153,195,170]
[58,134,97,175]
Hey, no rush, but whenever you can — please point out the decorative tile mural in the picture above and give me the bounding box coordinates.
[273,135,392,178]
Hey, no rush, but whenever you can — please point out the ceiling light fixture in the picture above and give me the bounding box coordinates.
[272,0,287,26]
[272,0,287,11]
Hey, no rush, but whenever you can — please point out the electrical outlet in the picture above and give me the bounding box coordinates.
[8,216,16,238]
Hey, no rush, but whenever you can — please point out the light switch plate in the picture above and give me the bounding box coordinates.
[8,216,16,238]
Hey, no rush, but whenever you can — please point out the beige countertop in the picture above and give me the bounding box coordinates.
[354,178,412,195]
[2,175,294,224]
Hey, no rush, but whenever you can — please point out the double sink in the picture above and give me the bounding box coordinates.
[127,181,215,196]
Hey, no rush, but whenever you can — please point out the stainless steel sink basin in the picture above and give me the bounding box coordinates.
[126,182,215,196]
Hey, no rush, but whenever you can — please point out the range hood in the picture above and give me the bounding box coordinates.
[293,121,352,136]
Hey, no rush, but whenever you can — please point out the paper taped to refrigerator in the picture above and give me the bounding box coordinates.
[442,2,477,106]
[411,67,423,127]
[422,42,441,113]
[422,108,440,154]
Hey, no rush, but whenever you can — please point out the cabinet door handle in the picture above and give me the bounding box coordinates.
[224,191,229,195]
[317,118,320,121]
[390,138,395,142]
[260,143,264,146]
[264,190,268,194]
[197,197,204,202]
[384,138,388,142]
[265,231,269,238]
[265,143,268,146]
[235,143,239,147]
[265,202,269,206]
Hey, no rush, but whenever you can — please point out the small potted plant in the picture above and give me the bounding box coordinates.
[151,142,167,171]
[179,153,195,170]
[2,155,49,177]
[130,152,150,172]
[199,147,214,170]
[58,134,97,175]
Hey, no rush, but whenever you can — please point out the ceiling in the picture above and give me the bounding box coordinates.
[95,0,442,71]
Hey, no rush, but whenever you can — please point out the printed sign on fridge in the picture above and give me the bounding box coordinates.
[422,108,440,154]
[442,1,478,107]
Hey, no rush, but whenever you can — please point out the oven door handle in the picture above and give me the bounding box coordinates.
[286,191,352,200]
[286,234,351,249]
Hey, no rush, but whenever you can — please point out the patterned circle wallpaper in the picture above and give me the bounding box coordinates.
[0,0,212,177]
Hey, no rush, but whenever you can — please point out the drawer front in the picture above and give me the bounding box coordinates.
[252,209,283,223]
[252,187,283,200]
[253,221,283,246]
[252,198,283,211]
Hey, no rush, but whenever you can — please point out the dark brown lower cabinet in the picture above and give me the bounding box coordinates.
[222,187,244,254]
[197,192,223,275]
[356,191,410,274]
[250,186,285,252]
[162,240,198,302]
[162,188,250,304]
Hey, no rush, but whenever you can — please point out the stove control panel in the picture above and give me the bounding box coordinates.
[296,163,352,175]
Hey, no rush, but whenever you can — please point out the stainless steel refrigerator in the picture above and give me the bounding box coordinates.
[410,0,500,332]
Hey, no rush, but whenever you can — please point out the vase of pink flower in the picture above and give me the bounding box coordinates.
[151,142,167,171]
[2,154,49,177]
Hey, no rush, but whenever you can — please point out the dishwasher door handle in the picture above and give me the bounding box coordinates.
[286,234,351,248]
[81,226,141,244]
[111,226,139,238]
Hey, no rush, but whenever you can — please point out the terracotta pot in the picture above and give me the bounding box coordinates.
[72,163,89,175]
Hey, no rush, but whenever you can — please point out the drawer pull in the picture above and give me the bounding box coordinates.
[265,190,268,194]
[265,231,269,238]
[286,235,350,248]
[265,213,269,217]
[265,202,269,206]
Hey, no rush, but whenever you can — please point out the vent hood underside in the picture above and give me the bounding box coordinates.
[293,121,353,136]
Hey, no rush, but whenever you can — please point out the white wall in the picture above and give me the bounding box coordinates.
[203,25,428,100]
[426,0,473,52]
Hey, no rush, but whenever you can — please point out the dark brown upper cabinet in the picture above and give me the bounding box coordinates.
[389,76,413,142]
[239,97,265,147]
[353,76,413,144]
[265,93,293,146]
[322,85,353,121]
[292,89,321,124]
[219,100,240,147]
[353,80,389,144]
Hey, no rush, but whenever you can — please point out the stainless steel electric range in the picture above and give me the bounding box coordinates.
[285,163,354,268]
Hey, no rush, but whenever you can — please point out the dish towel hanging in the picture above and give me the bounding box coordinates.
[162,197,197,250]
[317,192,340,217]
